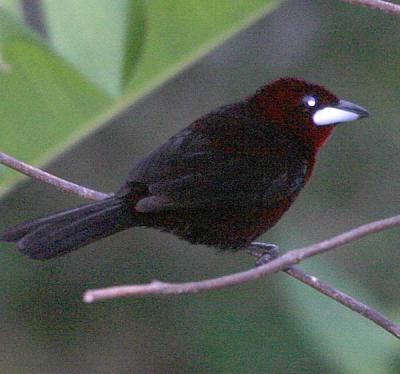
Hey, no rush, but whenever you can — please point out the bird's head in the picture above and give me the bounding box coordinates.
[250,77,369,151]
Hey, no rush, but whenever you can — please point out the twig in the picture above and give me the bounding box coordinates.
[84,214,400,302]
[339,0,400,15]
[285,267,400,339]
[83,215,400,338]
[247,248,400,339]
[0,152,111,201]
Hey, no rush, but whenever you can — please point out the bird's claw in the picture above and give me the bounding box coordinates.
[247,242,280,266]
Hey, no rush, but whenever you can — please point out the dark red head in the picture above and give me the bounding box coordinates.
[250,78,369,151]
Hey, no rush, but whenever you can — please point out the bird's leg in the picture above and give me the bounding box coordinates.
[247,242,280,267]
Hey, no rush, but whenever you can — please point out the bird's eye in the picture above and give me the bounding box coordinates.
[303,95,317,108]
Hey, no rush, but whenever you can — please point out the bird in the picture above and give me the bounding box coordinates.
[0,78,369,260]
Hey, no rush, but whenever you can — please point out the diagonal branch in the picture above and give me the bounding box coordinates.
[285,266,400,339]
[248,249,400,339]
[83,214,400,301]
[0,152,111,201]
[83,215,400,338]
[340,0,400,15]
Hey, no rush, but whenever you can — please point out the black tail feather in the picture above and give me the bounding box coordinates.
[1,197,136,260]
[0,197,119,242]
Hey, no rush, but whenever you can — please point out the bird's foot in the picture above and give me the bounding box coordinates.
[247,242,280,267]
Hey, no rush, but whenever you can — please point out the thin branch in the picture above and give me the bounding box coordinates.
[247,249,400,339]
[285,266,400,339]
[340,0,400,15]
[84,214,400,302]
[0,152,111,201]
[83,214,400,338]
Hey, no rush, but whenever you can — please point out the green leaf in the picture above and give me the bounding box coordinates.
[127,0,280,94]
[0,11,112,194]
[43,0,146,97]
[0,0,281,196]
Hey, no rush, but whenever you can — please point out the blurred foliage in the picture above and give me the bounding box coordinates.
[42,0,146,96]
[0,0,400,373]
[0,0,278,195]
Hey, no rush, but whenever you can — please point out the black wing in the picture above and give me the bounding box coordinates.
[118,103,309,212]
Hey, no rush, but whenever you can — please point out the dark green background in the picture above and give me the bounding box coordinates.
[1,0,399,372]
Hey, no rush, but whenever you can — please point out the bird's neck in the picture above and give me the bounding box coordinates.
[292,125,334,155]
